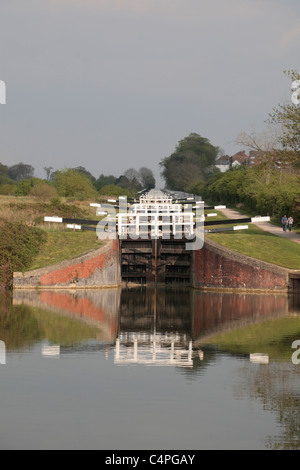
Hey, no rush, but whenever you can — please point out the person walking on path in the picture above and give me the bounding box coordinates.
[288,216,294,232]
[282,215,288,232]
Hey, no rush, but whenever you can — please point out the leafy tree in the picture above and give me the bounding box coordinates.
[115,174,142,193]
[8,163,35,181]
[15,178,45,196]
[0,164,14,187]
[160,133,219,191]
[72,166,96,183]
[52,169,97,200]
[94,174,116,191]
[268,70,300,166]
[0,175,15,185]
[0,163,9,177]
[203,164,300,222]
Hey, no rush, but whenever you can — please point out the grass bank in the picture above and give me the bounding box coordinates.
[205,211,300,270]
[0,196,103,288]
[28,230,102,271]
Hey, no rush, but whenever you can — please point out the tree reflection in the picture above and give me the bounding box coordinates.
[235,361,300,450]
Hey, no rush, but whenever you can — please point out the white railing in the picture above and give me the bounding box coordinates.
[115,333,193,367]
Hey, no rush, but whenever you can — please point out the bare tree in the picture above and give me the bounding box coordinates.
[124,168,139,182]
[138,167,156,190]
[43,166,54,182]
[235,126,282,184]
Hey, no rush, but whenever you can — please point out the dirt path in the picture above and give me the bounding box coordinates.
[219,208,300,245]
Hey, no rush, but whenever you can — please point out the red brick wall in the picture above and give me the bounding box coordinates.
[40,240,119,287]
[193,239,289,291]
[41,250,108,286]
[14,240,121,289]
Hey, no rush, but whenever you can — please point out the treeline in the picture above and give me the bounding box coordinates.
[0,163,156,200]
[201,166,300,224]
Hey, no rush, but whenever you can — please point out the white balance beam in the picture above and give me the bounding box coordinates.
[44,217,63,223]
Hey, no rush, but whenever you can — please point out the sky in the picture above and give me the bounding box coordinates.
[0,0,299,187]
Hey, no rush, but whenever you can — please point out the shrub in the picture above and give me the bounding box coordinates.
[15,178,45,196]
[0,220,47,289]
[99,185,133,198]
[52,169,97,200]
[30,182,58,201]
[0,184,17,195]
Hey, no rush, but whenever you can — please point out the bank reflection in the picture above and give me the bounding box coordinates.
[13,289,120,345]
[9,287,300,365]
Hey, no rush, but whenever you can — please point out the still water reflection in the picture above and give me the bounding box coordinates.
[0,288,300,449]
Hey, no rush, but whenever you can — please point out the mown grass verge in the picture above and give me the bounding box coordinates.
[28,230,103,271]
[205,224,300,270]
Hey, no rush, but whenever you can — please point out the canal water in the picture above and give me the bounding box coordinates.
[0,287,300,450]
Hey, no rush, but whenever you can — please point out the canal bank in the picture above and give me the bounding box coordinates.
[13,240,121,290]
[13,235,300,293]
[193,237,294,293]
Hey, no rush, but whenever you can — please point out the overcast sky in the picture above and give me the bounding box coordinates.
[0,0,299,187]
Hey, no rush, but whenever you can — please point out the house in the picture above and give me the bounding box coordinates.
[215,150,267,173]
[215,154,231,172]
[231,150,249,165]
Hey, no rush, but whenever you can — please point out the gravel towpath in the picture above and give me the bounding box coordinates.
[218,208,300,245]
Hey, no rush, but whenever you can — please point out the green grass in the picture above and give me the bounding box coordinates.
[203,315,300,361]
[206,224,300,270]
[204,209,227,221]
[28,230,103,271]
